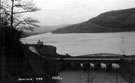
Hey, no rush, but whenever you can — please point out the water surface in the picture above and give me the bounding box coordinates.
[58,70,128,83]
[22,32,135,56]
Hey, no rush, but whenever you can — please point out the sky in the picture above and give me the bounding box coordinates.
[26,0,135,26]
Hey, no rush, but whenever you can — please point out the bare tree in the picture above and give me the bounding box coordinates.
[0,0,40,81]
[1,0,40,30]
[78,71,97,83]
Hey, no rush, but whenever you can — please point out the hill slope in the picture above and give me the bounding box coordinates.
[53,22,109,33]
[53,8,135,33]
[23,24,70,37]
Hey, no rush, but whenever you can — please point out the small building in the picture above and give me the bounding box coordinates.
[36,40,57,57]
[37,40,43,45]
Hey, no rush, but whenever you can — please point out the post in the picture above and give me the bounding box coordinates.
[87,70,90,83]
[116,69,118,83]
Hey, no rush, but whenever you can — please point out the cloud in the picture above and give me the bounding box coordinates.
[32,0,135,25]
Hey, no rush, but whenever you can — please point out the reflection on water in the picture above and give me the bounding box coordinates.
[22,32,135,56]
[58,70,128,83]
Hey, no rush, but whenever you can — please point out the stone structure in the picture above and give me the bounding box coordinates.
[37,40,43,46]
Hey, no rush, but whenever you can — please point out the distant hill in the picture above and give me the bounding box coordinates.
[23,24,70,37]
[52,22,106,33]
[53,8,135,33]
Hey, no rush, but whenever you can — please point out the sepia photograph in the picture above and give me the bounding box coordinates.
[0,0,135,83]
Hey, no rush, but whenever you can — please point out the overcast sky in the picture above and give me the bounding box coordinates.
[26,0,135,26]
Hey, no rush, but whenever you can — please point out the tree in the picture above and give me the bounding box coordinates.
[1,0,40,31]
[0,0,40,82]
[78,71,97,83]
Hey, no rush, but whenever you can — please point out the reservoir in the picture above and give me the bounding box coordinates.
[22,32,135,56]
[57,70,128,83]
[21,32,134,83]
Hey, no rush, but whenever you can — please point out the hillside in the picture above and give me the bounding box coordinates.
[53,8,135,33]
[23,24,70,37]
